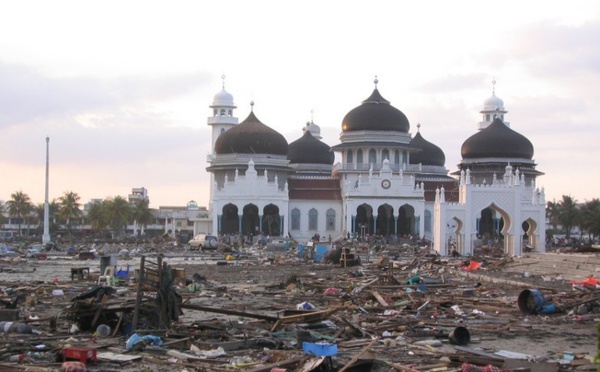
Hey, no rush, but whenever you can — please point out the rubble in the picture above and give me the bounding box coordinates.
[0,239,597,371]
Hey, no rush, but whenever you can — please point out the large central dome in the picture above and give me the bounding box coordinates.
[461,118,534,159]
[341,88,410,133]
[214,111,288,155]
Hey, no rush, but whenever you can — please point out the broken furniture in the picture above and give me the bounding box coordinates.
[70,267,90,281]
[97,265,115,285]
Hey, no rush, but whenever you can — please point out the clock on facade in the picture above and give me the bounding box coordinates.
[381,179,391,189]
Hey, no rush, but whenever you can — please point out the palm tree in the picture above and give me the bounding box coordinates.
[58,191,82,237]
[580,199,600,242]
[558,195,580,240]
[546,200,560,230]
[87,200,108,235]
[6,191,32,237]
[105,196,131,239]
[132,199,154,236]
[0,201,5,228]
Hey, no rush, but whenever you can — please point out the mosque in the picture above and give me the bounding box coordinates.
[202,78,546,256]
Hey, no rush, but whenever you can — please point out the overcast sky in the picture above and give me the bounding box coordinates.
[1,1,599,208]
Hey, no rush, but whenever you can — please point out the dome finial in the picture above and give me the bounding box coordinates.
[311,109,314,122]
[221,74,226,89]
[417,123,421,132]
[374,75,379,88]
[492,77,496,96]
[250,100,254,112]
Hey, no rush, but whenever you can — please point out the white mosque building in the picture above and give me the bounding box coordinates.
[202,78,546,256]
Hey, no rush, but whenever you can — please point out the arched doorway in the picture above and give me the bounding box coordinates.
[242,204,259,237]
[262,204,281,236]
[221,204,239,234]
[476,204,511,255]
[355,204,373,239]
[477,207,507,242]
[376,204,394,236]
[522,218,538,251]
[397,204,415,237]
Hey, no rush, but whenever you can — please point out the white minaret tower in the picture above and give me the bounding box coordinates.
[477,79,510,130]
[208,75,238,150]
[207,75,238,209]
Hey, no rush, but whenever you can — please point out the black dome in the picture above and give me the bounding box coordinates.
[214,111,288,155]
[410,131,446,166]
[461,118,534,159]
[341,89,410,132]
[288,131,334,165]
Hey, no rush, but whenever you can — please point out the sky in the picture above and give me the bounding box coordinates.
[1,1,599,209]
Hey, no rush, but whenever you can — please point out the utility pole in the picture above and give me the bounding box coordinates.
[42,137,51,245]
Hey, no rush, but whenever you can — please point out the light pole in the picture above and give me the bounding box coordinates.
[42,137,51,245]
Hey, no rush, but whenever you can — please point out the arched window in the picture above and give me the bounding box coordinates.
[326,209,336,231]
[228,109,233,116]
[291,208,301,230]
[403,151,408,164]
[424,210,432,232]
[357,149,363,164]
[347,150,353,163]
[309,208,318,230]
[220,109,225,116]
[382,149,389,162]
[213,109,218,116]
[486,114,490,121]
[394,150,400,165]
[368,149,377,164]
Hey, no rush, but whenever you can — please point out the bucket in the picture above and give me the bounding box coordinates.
[96,324,111,338]
[517,289,555,314]
[449,326,470,345]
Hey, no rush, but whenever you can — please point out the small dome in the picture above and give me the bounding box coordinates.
[410,131,446,166]
[483,94,504,111]
[303,120,322,139]
[461,118,534,159]
[211,88,235,108]
[288,131,334,165]
[215,111,288,155]
[341,89,410,132]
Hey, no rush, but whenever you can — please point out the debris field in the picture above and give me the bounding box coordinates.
[0,241,598,371]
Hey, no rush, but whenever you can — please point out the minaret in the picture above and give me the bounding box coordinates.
[42,137,51,245]
[207,75,238,151]
[477,79,510,130]
[207,75,238,209]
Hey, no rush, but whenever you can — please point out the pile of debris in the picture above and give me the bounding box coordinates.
[0,245,598,371]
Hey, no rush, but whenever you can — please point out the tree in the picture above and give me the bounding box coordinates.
[580,199,600,242]
[131,199,154,236]
[58,191,82,237]
[104,196,131,239]
[6,191,32,237]
[87,200,108,235]
[546,200,560,230]
[558,195,580,240]
[0,201,4,228]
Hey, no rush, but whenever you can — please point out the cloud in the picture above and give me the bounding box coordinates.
[0,61,211,129]
[509,20,600,77]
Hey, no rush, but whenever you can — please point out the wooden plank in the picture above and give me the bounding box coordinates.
[371,291,389,307]
[180,303,279,321]
[338,337,380,372]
